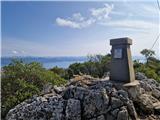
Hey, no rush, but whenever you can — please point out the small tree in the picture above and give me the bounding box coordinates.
[140,49,155,63]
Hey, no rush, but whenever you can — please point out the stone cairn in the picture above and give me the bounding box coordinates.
[6,73,160,120]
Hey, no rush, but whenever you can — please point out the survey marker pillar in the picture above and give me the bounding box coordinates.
[110,37,135,83]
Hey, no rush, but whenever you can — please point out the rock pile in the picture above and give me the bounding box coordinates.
[6,73,160,120]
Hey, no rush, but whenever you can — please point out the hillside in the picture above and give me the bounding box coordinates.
[6,73,160,120]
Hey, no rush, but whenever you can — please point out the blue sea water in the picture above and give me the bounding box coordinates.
[1,56,145,69]
[1,56,88,69]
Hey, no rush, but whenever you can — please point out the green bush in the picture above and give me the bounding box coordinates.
[1,78,39,118]
[50,66,69,79]
[67,54,111,78]
[1,59,66,118]
[67,53,159,81]
[134,59,160,82]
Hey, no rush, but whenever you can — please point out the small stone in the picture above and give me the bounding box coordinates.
[40,97,47,102]
[54,85,65,94]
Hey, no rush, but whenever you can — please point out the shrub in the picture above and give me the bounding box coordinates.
[134,61,160,82]
[1,59,66,118]
[50,66,69,79]
[1,78,39,118]
[67,54,111,78]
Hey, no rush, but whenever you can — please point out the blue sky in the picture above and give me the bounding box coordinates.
[1,1,160,57]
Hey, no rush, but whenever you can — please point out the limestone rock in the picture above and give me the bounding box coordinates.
[126,100,138,120]
[42,83,53,94]
[117,107,129,120]
[105,113,115,120]
[111,97,123,109]
[5,75,160,120]
[83,90,109,119]
[136,94,154,114]
[152,88,160,99]
[54,85,65,94]
[97,115,105,120]
[153,102,160,114]
[6,95,65,120]
[63,86,88,100]
[65,99,81,120]
[135,72,147,80]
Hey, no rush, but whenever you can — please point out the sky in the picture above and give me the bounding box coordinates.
[1,0,160,57]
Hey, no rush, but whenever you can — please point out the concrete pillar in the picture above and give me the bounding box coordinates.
[110,37,135,83]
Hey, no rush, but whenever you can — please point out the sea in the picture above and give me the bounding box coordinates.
[1,56,145,69]
[1,56,88,69]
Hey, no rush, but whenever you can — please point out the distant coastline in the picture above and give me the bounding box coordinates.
[1,56,88,69]
[1,56,145,69]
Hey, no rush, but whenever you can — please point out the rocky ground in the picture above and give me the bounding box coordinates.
[6,73,160,120]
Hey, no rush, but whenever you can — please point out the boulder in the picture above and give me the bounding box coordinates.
[136,94,154,114]
[65,99,81,120]
[6,75,160,120]
[111,97,123,109]
[126,100,138,119]
[135,72,147,80]
[63,86,89,101]
[83,90,109,119]
[6,95,65,120]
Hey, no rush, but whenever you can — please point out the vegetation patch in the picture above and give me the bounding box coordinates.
[1,59,67,118]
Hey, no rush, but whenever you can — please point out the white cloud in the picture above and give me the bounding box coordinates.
[56,17,81,28]
[110,11,126,16]
[90,4,114,20]
[56,4,113,29]
[12,50,18,54]
[56,17,96,29]
[11,50,27,55]
[80,18,96,28]
[55,2,158,32]
[72,13,85,21]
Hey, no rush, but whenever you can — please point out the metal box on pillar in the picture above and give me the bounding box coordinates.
[110,37,135,83]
